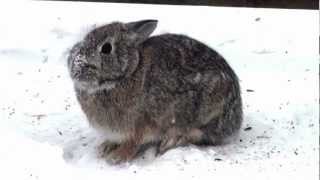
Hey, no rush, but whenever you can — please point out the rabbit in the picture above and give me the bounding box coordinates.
[67,19,243,164]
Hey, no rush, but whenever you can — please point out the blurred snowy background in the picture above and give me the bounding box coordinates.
[0,1,318,180]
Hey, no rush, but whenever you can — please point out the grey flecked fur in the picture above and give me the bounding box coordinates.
[67,20,243,164]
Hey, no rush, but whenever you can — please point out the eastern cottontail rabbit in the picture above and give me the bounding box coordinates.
[68,20,242,164]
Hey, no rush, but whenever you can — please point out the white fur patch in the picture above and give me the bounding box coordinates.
[74,80,116,94]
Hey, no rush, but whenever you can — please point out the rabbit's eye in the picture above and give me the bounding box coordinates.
[100,42,112,54]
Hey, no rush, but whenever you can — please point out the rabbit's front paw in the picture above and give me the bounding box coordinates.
[103,141,139,164]
[99,141,120,156]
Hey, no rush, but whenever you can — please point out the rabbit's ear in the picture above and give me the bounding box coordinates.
[127,20,158,41]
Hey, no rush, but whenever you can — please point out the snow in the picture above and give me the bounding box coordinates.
[0,1,318,180]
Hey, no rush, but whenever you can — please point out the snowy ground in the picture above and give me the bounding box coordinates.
[0,1,319,180]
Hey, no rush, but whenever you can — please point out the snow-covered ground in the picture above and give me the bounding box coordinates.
[0,1,318,180]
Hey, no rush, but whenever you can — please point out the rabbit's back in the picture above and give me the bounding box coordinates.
[140,34,242,143]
